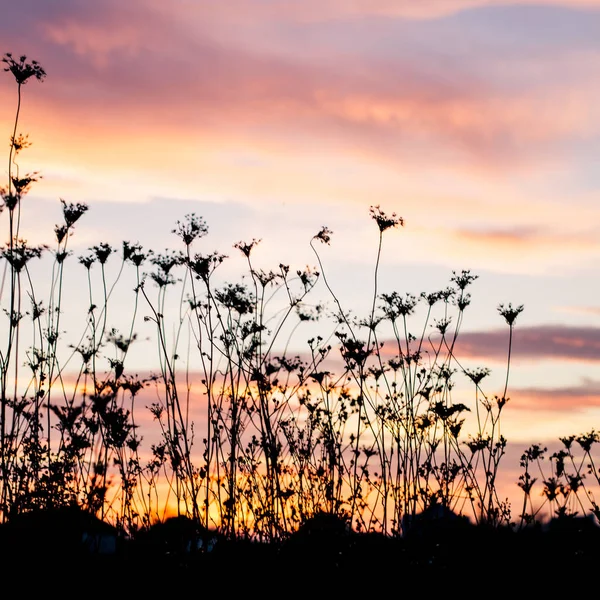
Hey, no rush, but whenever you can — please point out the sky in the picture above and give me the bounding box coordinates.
[2,0,600,516]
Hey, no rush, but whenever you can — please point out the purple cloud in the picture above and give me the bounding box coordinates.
[452,324,600,363]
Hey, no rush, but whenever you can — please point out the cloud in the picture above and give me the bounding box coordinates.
[146,0,600,23]
[3,0,600,176]
[454,228,548,247]
[451,324,600,363]
[447,227,600,269]
[3,0,600,280]
[510,378,600,412]
[556,306,600,317]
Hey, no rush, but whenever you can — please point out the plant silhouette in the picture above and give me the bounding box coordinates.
[0,53,599,589]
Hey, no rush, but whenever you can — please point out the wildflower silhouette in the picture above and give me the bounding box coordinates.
[1,52,600,583]
[2,53,46,85]
[498,302,524,327]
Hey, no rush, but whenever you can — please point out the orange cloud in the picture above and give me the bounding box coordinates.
[449,226,600,268]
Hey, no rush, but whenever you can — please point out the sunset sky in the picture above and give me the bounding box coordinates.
[2,1,600,511]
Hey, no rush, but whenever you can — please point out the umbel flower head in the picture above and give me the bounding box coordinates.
[2,53,46,85]
[313,226,332,245]
[370,205,404,232]
[498,302,524,327]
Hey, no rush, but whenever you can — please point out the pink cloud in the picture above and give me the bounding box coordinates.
[5,51,590,182]
[3,0,599,174]
[42,20,144,68]
[510,378,600,412]
[162,0,600,22]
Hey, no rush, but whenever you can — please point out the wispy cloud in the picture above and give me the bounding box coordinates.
[3,1,600,173]
[144,1,600,22]
[510,378,600,412]
[445,226,600,273]
[556,305,600,317]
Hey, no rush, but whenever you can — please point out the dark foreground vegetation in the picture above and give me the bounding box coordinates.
[1,506,598,594]
[1,54,600,592]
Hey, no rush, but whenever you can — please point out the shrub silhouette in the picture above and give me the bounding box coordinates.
[401,501,472,539]
[134,514,218,556]
[0,504,119,558]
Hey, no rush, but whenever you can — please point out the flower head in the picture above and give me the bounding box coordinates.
[464,367,491,385]
[369,205,403,232]
[172,213,208,247]
[498,302,524,327]
[2,53,46,85]
[61,199,88,228]
[234,238,261,258]
[313,226,333,245]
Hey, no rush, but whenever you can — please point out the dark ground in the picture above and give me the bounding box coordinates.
[1,512,597,596]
